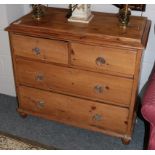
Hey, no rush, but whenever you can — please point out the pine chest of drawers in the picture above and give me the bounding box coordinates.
[6,7,151,144]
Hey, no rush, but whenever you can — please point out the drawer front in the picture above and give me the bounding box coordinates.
[16,58,133,106]
[71,43,137,76]
[18,86,128,134]
[11,34,68,64]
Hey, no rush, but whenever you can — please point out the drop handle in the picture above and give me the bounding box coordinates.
[32,47,41,55]
[36,100,45,109]
[94,85,104,93]
[35,73,44,81]
[96,57,106,66]
[92,114,103,121]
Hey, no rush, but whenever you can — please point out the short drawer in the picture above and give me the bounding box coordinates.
[18,86,128,134]
[71,42,137,76]
[11,34,68,64]
[16,58,133,107]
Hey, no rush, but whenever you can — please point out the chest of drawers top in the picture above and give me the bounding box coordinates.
[6,7,150,49]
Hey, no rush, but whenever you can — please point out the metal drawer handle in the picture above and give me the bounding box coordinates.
[35,73,44,81]
[32,47,40,55]
[94,85,104,93]
[96,57,105,66]
[36,100,45,109]
[92,114,103,121]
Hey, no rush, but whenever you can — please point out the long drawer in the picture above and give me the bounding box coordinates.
[18,86,128,134]
[11,34,69,64]
[71,42,137,76]
[16,58,133,106]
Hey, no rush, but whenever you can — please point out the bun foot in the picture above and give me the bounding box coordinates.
[121,137,131,145]
[19,112,28,118]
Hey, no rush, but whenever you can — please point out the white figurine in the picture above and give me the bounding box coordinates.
[68,4,93,23]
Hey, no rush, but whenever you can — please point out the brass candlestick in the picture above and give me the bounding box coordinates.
[118,4,131,27]
[31,4,46,21]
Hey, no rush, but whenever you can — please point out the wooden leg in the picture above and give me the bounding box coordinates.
[19,112,28,118]
[121,136,131,145]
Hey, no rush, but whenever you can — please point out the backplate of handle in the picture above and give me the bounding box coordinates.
[35,73,44,81]
[32,47,41,55]
[96,57,106,66]
[92,114,103,121]
[36,100,45,109]
[94,85,104,93]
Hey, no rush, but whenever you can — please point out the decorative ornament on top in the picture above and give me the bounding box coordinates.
[67,4,94,23]
[118,4,131,28]
[31,4,47,21]
[114,4,146,28]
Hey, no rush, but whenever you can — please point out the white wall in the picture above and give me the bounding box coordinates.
[139,5,155,91]
[1,4,155,96]
[0,4,25,96]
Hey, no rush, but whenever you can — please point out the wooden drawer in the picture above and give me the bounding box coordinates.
[71,42,137,76]
[16,58,133,107]
[18,86,128,134]
[11,34,68,64]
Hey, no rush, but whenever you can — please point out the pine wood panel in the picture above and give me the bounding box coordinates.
[71,42,137,75]
[18,86,128,134]
[16,58,133,107]
[12,34,69,64]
